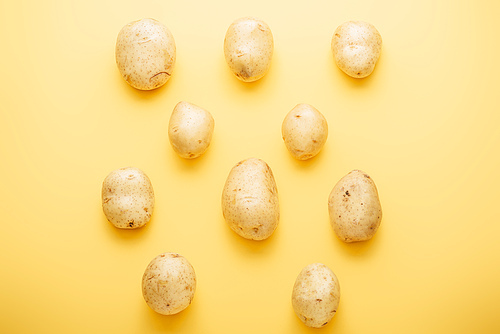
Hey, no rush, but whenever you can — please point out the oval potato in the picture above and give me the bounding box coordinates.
[142,253,196,315]
[292,263,340,328]
[115,18,176,90]
[101,167,154,229]
[331,21,382,78]
[328,170,382,242]
[221,158,279,240]
[224,17,274,82]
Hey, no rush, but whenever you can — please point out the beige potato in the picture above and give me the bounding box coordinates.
[328,170,382,242]
[331,21,382,78]
[102,167,154,229]
[115,18,176,90]
[224,17,273,82]
[221,158,279,240]
[282,104,328,160]
[142,253,196,315]
[168,101,215,159]
[292,263,340,328]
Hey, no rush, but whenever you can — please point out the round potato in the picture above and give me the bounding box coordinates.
[328,170,382,242]
[224,17,273,82]
[168,101,215,159]
[282,104,328,160]
[221,158,279,240]
[142,253,196,315]
[292,263,340,328]
[331,21,382,78]
[115,18,176,90]
[101,167,154,229]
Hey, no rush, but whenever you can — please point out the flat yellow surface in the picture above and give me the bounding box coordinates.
[1,0,499,333]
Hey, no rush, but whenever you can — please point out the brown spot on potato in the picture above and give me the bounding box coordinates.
[316,299,322,302]
[103,198,111,203]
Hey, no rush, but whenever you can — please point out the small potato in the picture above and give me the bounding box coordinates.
[331,21,382,78]
[224,17,274,82]
[168,101,215,159]
[282,104,328,160]
[328,170,382,242]
[221,158,279,240]
[101,167,154,229]
[142,253,196,315]
[292,263,340,328]
[115,18,176,90]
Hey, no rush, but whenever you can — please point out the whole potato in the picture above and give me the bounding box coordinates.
[115,18,176,90]
[221,158,279,240]
[282,104,328,160]
[331,21,382,78]
[292,263,340,328]
[168,101,215,159]
[328,170,382,242]
[142,253,196,315]
[224,17,273,82]
[101,167,154,229]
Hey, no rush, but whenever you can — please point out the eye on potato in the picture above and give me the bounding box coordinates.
[331,21,382,78]
[115,18,176,90]
[328,170,382,242]
[282,104,328,160]
[292,263,340,328]
[101,167,154,229]
[221,158,279,240]
[224,17,274,82]
[142,253,196,315]
[168,101,215,159]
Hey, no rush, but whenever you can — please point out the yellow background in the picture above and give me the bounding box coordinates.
[1,0,499,333]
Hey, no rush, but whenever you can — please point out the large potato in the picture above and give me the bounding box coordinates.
[224,17,273,82]
[292,263,340,328]
[168,101,215,159]
[115,18,176,90]
[328,170,382,242]
[221,158,279,240]
[282,104,328,160]
[142,253,196,315]
[101,167,154,229]
[331,21,382,78]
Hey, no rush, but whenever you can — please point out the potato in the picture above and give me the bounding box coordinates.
[142,253,196,315]
[331,21,382,78]
[115,18,176,90]
[224,17,273,82]
[221,158,279,240]
[282,104,328,160]
[328,170,382,242]
[101,167,154,229]
[292,263,340,328]
[168,101,215,159]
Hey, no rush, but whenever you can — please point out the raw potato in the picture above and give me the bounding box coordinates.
[331,21,382,78]
[115,18,176,90]
[292,263,340,328]
[328,170,382,242]
[282,104,328,160]
[142,253,196,315]
[101,167,154,229]
[221,158,279,240]
[224,17,274,82]
[168,101,215,159]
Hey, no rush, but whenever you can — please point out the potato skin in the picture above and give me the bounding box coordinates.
[168,101,215,159]
[221,158,279,240]
[282,104,328,160]
[331,21,382,78]
[224,17,273,82]
[101,167,154,229]
[115,18,176,90]
[328,170,382,242]
[292,263,340,328]
[142,253,196,315]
